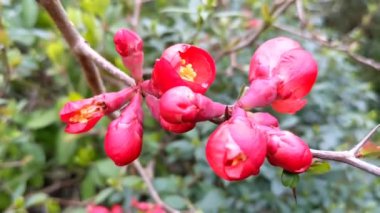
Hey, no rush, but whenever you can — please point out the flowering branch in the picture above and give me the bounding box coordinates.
[311,124,380,176]
[273,24,380,71]
[37,0,177,211]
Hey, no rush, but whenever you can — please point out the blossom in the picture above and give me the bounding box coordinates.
[266,130,312,173]
[131,198,166,213]
[246,112,279,129]
[145,93,196,133]
[240,37,318,114]
[152,44,216,95]
[159,86,226,124]
[86,204,123,213]
[114,28,144,82]
[205,108,267,181]
[60,87,136,134]
[104,94,143,166]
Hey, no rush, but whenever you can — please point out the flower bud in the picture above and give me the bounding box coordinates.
[206,108,267,181]
[248,37,318,114]
[152,44,216,95]
[159,86,226,124]
[145,92,196,133]
[266,130,312,173]
[104,94,143,166]
[114,28,144,82]
[60,87,136,134]
[246,112,279,128]
[237,78,278,109]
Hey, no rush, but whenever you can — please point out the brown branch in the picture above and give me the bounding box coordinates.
[273,24,380,71]
[132,160,179,213]
[311,124,380,176]
[131,0,143,31]
[37,0,136,90]
[216,0,295,60]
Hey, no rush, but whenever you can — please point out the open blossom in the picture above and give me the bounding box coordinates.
[60,87,136,134]
[266,130,312,173]
[104,94,143,166]
[159,86,226,124]
[240,37,318,114]
[206,108,267,181]
[114,28,144,82]
[87,204,123,213]
[152,44,216,95]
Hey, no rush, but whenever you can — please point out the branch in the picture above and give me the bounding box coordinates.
[37,0,136,89]
[132,160,179,213]
[38,0,177,211]
[311,124,380,176]
[273,24,380,71]
[216,0,295,60]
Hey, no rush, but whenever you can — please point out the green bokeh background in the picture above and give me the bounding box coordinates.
[1,0,379,212]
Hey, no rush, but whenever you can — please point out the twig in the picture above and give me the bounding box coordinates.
[295,0,306,28]
[216,0,295,60]
[37,0,135,89]
[132,160,179,213]
[131,0,143,31]
[273,24,380,71]
[311,124,380,176]
[350,124,380,155]
[0,45,11,95]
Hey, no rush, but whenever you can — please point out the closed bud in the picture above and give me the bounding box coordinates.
[114,28,144,82]
[159,86,226,124]
[104,94,143,166]
[266,130,312,173]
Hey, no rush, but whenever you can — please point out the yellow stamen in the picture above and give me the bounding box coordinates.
[179,59,197,82]
[228,153,247,167]
[69,102,106,123]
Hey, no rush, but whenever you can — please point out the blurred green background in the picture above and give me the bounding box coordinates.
[1,0,380,212]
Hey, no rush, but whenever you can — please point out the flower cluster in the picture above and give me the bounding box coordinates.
[59,29,317,181]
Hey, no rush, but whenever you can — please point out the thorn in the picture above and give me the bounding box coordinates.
[292,187,297,205]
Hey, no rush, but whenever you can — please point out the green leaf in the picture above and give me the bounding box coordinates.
[163,195,187,210]
[94,159,121,179]
[25,193,48,208]
[307,160,331,175]
[25,109,57,130]
[21,0,39,28]
[56,132,79,165]
[80,0,110,17]
[281,171,299,188]
[94,188,114,204]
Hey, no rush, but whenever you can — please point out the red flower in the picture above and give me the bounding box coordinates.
[131,198,166,213]
[246,112,279,129]
[87,204,123,213]
[145,93,196,134]
[114,28,144,82]
[60,87,136,134]
[243,37,318,114]
[159,86,226,124]
[266,130,312,173]
[205,108,267,181]
[152,44,216,95]
[104,94,143,166]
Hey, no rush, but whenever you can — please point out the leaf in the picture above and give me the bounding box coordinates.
[93,188,114,204]
[281,171,299,188]
[25,193,48,207]
[307,160,331,175]
[94,159,121,179]
[80,0,110,17]
[261,4,272,24]
[163,195,187,210]
[25,109,57,130]
[21,0,39,28]
[56,131,79,165]
[357,141,380,158]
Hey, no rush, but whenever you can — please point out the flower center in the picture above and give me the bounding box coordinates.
[226,152,247,167]
[69,102,106,123]
[179,59,197,82]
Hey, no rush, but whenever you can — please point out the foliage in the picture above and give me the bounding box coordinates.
[0,0,379,212]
